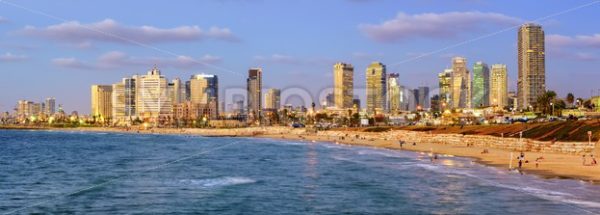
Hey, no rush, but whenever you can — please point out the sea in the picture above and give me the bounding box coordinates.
[1,129,600,214]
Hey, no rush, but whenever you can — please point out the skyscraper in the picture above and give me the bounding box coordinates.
[189,74,218,105]
[518,23,545,110]
[247,68,262,120]
[91,85,113,119]
[170,78,186,104]
[264,88,281,110]
[472,61,490,107]
[112,81,125,121]
[124,76,137,119]
[438,69,453,110]
[418,86,430,110]
[137,67,172,121]
[333,62,354,109]
[366,62,386,114]
[490,64,508,108]
[387,73,401,113]
[45,97,56,115]
[451,57,471,109]
[17,100,34,119]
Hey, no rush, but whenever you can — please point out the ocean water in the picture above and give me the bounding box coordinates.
[1,130,600,214]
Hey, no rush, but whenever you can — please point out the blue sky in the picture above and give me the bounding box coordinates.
[1,0,599,113]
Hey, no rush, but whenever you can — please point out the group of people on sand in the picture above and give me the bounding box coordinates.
[582,154,598,166]
[398,140,416,149]
[516,152,545,169]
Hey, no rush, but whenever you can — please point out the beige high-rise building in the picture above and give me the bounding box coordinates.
[451,57,471,109]
[17,100,34,119]
[333,62,354,109]
[247,68,262,119]
[264,88,281,110]
[91,85,113,119]
[137,67,172,121]
[518,23,545,109]
[170,78,185,104]
[387,73,401,113]
[189,74,218,105]
[490,64,508,107]
[366,62,387,114]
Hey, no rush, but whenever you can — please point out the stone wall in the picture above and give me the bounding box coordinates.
[316,130,597,155]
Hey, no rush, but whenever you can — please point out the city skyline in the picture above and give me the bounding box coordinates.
[1,0,600,113]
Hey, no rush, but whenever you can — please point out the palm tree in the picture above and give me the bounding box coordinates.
[536,90,557,115]
[566,93,575,108]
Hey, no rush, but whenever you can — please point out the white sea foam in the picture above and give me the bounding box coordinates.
[179,177,256,188]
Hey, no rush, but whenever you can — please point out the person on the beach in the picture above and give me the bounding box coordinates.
[517,152,525,169]
[399,141,404,149]
[591,155,597,166]
[583,154,587,166]
[535,157,542,168]
[413,142,416,146]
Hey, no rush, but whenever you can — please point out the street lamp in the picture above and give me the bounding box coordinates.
[550,102,554,116]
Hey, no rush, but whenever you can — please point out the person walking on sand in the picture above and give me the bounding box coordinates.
[398,141,404,149]
[591,155,597,166]
[517,152,525,169]
[583,154,587,166]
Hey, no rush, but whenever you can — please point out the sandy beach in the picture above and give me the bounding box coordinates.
[8,126,600,184]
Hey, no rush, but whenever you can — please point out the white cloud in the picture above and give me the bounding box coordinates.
[20,19,239,45]
[0,52,28,62]
[254,54,300,64]
[52,58,92,69]
[53,51,223,70]
[547,34,600,48]
[546,34,600,61]
[359,11,522,43]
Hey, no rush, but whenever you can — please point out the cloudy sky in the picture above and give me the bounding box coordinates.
[1,0,599,113]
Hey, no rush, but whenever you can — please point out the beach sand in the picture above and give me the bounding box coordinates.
[259,132,600,183]
[14,126,600,184]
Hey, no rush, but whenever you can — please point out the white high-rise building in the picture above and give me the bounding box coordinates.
[137,66,172,121]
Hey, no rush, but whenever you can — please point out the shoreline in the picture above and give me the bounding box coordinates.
[3,126,600,184]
